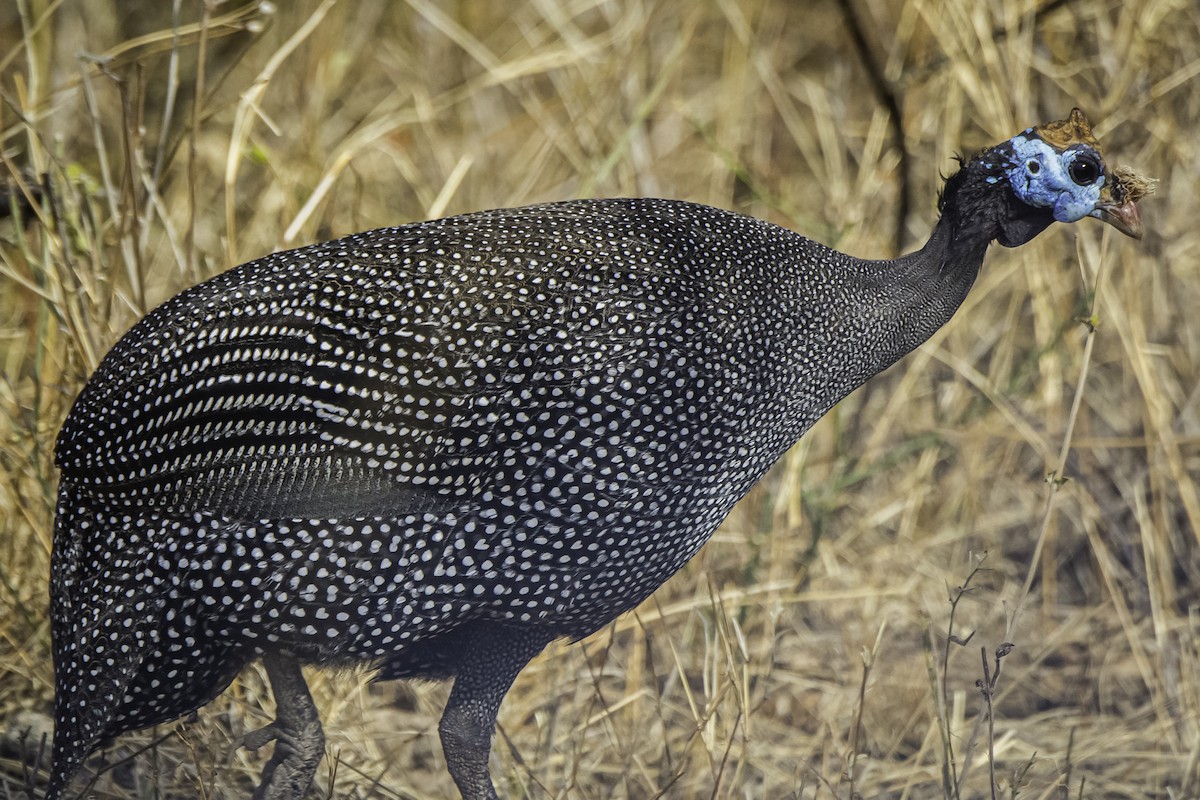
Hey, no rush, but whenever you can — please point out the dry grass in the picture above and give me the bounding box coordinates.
[0,0,1197,798]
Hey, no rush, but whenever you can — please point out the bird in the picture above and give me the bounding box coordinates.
[46,108,1144,800]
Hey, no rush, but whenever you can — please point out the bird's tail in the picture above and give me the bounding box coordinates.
[44,492,160,800]
[45,492,255,798]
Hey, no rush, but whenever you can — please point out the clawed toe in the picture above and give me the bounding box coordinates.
[242,722,279,752]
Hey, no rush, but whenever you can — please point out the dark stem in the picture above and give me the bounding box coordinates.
[836,0,909,255]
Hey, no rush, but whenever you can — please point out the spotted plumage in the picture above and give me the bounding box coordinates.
[47,111,1144,800]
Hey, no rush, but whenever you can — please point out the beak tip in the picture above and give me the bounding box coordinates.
[1097,200,1144,240]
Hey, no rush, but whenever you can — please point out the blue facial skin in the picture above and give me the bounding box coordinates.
[1001,132,1106,222]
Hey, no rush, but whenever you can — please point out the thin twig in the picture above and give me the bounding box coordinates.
[925,625,958,800]
[141,0,182,252]
[844,644,874,799]
[1008,231,1113,640]
[979,647,997,800]
[186,0,213,282]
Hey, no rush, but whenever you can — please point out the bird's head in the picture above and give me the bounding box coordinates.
[983,108,1150,247]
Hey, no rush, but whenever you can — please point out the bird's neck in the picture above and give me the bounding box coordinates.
[761,211,994,443]
[915,209,992,274]
[895,210,989,303]
[876,170,1007,351]
[850,209,992,372]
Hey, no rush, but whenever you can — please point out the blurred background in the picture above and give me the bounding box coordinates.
[0,1,1196,797]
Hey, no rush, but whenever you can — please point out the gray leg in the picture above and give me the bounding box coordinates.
[439,626,548,800]
[244,653,325,800]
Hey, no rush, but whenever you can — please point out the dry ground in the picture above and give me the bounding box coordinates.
[0,1,1197,798]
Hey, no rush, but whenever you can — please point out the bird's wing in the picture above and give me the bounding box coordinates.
[54,201,713,522]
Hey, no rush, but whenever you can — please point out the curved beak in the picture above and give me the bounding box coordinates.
[1089,200,1143,239]
[1089,168,1150,240]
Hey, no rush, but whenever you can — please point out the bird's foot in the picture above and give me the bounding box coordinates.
[246,655,325,800]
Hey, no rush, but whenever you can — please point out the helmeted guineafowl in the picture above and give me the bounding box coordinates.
[46,109,1144,800]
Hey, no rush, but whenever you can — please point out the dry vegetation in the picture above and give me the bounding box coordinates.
[0,0,1197,798]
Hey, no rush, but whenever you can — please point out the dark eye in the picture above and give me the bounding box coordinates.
[1068,153,1101,185]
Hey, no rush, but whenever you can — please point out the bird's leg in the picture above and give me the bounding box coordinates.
[439,625,548,800]
[244,653,325,800]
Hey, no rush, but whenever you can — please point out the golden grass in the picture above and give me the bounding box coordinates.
[0,0,1197,797]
